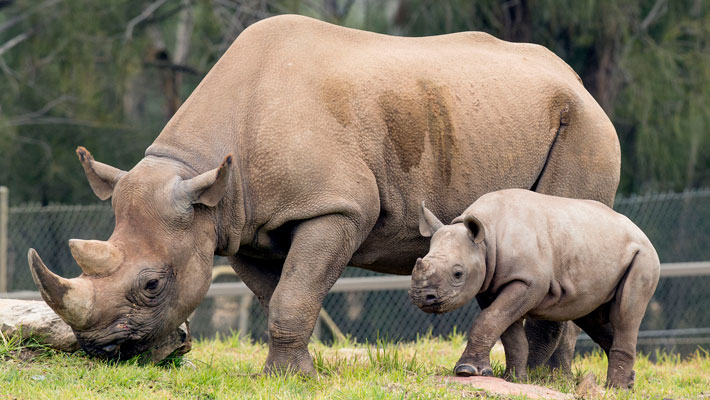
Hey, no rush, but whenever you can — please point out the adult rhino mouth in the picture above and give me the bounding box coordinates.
[76,330,153,360]
[78,322,190,362]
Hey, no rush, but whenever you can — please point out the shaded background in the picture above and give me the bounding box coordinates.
[0,0,709,204]
[1,0,709,352]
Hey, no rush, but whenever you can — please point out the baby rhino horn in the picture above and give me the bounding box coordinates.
[68,239,124,276]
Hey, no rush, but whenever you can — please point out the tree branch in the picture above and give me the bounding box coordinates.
[124,0,170,41]
[0,31,31,57]
[0,0,62,34]
[143,61,200,75]
[173,0,193,65]
[7,96,70,125]
[6,117,129,130]
[640,0,668,31]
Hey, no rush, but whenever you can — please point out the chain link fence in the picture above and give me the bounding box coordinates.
[2,187,710,354]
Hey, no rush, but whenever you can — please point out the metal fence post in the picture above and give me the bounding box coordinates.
[237,294,252,335]
[0,186,8,293]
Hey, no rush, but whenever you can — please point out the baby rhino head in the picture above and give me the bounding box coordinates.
[410,202,487,314]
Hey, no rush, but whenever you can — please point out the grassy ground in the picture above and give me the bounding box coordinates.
[1,331,709,399]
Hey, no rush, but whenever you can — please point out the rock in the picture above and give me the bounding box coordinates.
[443,376,574,400]
[335,348,369,360]
[0,299,191,363]
[0,299,79,352]
[576,373,604,398]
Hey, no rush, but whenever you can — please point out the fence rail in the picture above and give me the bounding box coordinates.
[5,261,710,301]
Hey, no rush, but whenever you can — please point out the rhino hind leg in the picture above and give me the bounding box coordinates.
[573,302,615,358]
[263,213,375,376]
[605,250,659,389]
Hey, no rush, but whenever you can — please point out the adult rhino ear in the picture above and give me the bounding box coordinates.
[463,214,486,244]
[76,147,126,200]
[178,154,233,207]
[419,201,443,237]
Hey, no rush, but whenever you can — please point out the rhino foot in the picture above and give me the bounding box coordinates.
[606,369,635,389]
[263,346,315,377]
[503,368,528,382]
[455,362,493,377]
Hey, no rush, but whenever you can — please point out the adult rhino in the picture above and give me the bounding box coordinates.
[29,15,619,375]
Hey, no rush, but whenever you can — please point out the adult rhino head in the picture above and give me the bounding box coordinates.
[28,147,234,359]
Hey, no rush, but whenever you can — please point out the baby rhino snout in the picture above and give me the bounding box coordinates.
[410,258,444,313]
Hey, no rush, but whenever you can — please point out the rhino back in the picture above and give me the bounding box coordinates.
[147,15,614,273]
[467,189,651,314]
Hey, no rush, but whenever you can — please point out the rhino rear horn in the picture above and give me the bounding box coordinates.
[419,201,443,237]
[76,146,126,200]
[69,239,123,276]
[28,249,95,329]
[178,154,233,207]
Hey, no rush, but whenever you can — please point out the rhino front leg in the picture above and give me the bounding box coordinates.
[524,319,564,368]
[229,254,282,317]
[264,213,373,376]
[456,281,543,377]
[545,321,580,372]
[525,319,579,373]
[500,319,528,381]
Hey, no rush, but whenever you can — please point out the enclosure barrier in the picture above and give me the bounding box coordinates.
[5,261,709,300]
[1,187,709,350]
[0,186,8,293]
[4,262,710,347]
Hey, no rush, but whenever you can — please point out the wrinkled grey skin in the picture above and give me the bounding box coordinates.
[28,15,620,374]
[411,189,660,389]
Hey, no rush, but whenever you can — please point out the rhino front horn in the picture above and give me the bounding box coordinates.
[69,239,123,276]
[28,248,95,329]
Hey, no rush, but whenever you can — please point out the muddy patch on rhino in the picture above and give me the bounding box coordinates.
[378,79,456,184]
[321,78,355,128]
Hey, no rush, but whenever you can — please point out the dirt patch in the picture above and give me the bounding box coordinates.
[442,376,574,400]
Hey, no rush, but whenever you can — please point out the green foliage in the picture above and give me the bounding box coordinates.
[1,0,709,204]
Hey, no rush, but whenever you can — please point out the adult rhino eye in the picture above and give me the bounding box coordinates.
[145,279,159,291]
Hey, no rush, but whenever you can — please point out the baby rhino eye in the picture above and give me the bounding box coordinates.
[453,270,463,280]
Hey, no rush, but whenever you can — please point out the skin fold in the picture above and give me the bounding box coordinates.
[412,189,660,389]
[28,15,620,375]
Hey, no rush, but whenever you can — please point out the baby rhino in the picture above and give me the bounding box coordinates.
[410,189,660,388]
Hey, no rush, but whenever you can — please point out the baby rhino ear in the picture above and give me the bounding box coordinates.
[463,214,486,244]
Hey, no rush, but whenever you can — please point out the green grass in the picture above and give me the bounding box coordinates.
[1,330,709,399]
